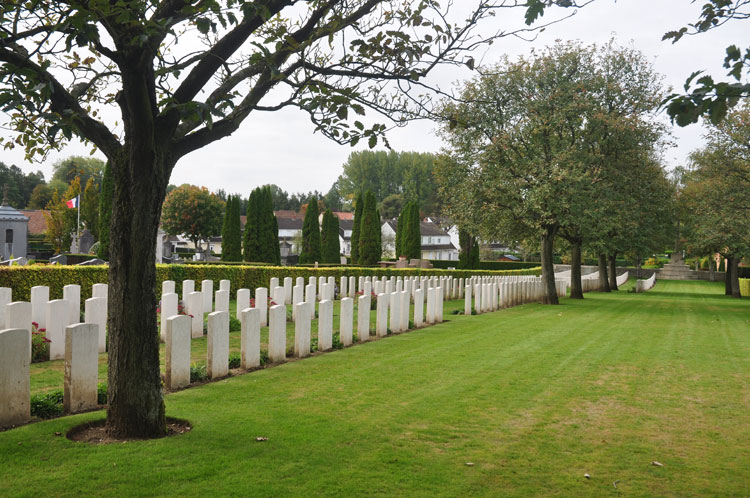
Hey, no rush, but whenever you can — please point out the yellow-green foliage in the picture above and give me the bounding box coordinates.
[740,278,750,297]
[0,264,542,304]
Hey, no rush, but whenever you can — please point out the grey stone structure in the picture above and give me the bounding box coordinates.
[0,186,28,260]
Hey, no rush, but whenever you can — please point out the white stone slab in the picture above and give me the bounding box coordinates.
[291,284,304,322]
[31,285,49,330]
[201,279,213,313]
[305,283,316,320]
[0,288,11,332]
[268,304,286,363]
[215,289,229,313]
[46,299,68,360]
[414,288,424,327]
[236,289,250,319]
[220,279,230,292]
[318,299,333,351]
[64,323,98,413]
[400,290,409,331]
[92,283,108,299]
[85,297,108,353]
[240,307,261,369]
[358,295,370,342]
[207,311,229,379]
[426,288,435,324]
[436,287,444,323]
[272,285,285,308]
[255,287,268,327]
[389,291,400,332]
[340,277,348,299]
[340,297,353,346]
[165,315,191,390]
[294,303,310,358]
[182,279,195,304]
[63,284,81,325]
[188,291,204,338]
[349,276,356,297]
[376,293,388,337]
[160,293,179,343]
[283,277,293,304]
[0,328,30,427]
[270,277,279,293]
[162,280,176,296]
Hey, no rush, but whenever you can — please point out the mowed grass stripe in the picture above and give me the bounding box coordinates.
[1,280,748,497]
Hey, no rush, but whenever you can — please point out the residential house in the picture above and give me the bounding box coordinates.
[381,219,458,261]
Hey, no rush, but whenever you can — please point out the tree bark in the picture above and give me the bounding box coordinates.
[541,226,559,305]
[598,254,611,292]
[728,256,741,298]
[724,256,732,296]
[105,69,173,437]
[608,253,618,291]
[569,241,583,299]
[709,255,715,282]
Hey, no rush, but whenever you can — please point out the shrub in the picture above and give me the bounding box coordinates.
[259,349,269,366]
[229,316,241,332]
[228,353,241,369]
[30,390,64,419]
[31,323,50,363]
[190,363,208,382]
[97,383,107,404]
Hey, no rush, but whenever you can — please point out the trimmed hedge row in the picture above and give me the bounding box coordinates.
[428,260,541,270]
[0,264,542,302]
[740,278,749,297]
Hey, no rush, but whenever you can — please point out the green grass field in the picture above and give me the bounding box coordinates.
[2,280,748,497]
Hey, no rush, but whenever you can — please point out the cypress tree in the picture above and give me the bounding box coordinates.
[321,209,341,263]
[405,201,422,260]
[243,189,261,262]
[221,196,242,261]
[272,215,281,265]
[358,191,381,265]
[257,186,278,263]
[375,207,382,261]
[97,161,113,260]
[299,197,321,264]
[395,206,406,258]
[350,191,363,263]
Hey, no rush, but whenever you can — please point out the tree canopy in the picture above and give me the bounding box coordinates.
[161,185,224,255]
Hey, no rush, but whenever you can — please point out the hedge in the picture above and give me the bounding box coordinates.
[428,260,541,271]
[738,267,750,279]
[740,278,750,297]
[0,264,542,304]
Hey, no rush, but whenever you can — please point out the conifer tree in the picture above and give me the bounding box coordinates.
[404,201,422,260]
[395,206,406,258]
[299,197,321,264]
[272,215,281,265]
[359,191,381,265]
[375,208,382,261]
[321,209,341,263]
[258,187,279,263]
[243,189,261,262]
[221,196,242,261]
[350,191,363,264]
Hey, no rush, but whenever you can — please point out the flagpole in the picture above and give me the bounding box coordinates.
[77,194,81,240]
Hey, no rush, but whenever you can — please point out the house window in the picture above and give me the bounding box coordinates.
[5,229,12,244]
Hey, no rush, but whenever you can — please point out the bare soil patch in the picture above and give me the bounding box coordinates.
[67,417,191,444]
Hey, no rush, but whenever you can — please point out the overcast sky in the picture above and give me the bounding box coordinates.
[1,0,747,196]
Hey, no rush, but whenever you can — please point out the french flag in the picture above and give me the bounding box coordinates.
[66,195,79,209]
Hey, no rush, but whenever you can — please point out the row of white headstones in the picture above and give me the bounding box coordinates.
[0,274,567,429]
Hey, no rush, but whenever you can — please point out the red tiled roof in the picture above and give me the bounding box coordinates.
[333,211,354,220]
[275,210,303,219]
[20,210,48,235]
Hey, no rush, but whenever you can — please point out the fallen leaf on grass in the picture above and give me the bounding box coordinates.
[465,462,474,467]
[256,437,268,442]
[584,473,590,479]
[651,461,664,467]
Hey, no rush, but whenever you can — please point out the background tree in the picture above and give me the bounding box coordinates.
[350,192,364,264]
[0,0,577,437]
[243,188,261,262]
[97,163,113,260]
[321,209,341,263]
[403,201,422,260]
[43,191,66,254]
[458,229,480,270]
[359,191,381,266]
[81,177,100,240]
[299,197,321,264]
[49,157,104,194]
[161,185,224,259]
[27,183,52,210]
[221,196,242,261]
[0,162,45,208]
[62,177,82,252]
[258,187,281,265]
[395,205,407,258]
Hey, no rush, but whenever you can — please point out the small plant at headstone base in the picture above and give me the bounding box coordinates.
[189,363,208,383]
[229,316,241,332]
[310,337,319,353]
[228,353,241,369]
[259,349,269,366]
[387,328,393,335]
[408,320,414,329]
[451,309,461,315]
[331,333,343,350]
[471,309,477,315]
[31,322,50,363]
[30,390,64,419]
[97,383,107,405]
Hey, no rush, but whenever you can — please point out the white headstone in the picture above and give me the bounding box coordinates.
[201,279,213,313]
[292,284,304,322]
[165,315,191,390]
[270,277,279,294]
[255,287,268,327]
[318,299,333,351]
[399,290,409,331]
[162,280,176,296]
[46,299,68,360]
[305,283,316,320]
[414,288,424,327]
[376,293,388,337]
[188,291,203,338]
[340,297,353,346]
[389,291,401,333]
[283,277,293,304]
[30,285,49,330]
[272,286,285,308]
[63,284,81,325]
[215,289,229,313]
[0,288,11,331]
[340,276,348,299]
[349,276,356,297]
[0,328,30,427]
[236,289,251,320]
[207,311,229,379]
[220,279,230,292]
[85,297,108,353]
[64,323,98,413]
[358,295,370,342]
[240,307,261,369]
[268,304,286,363]
[182,279,195,304]
[92,283,108,299]
[293,303,310,358]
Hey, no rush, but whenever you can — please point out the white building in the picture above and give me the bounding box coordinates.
[381,220,458,261]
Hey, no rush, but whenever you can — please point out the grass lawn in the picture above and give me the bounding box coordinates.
[2,280,748,496]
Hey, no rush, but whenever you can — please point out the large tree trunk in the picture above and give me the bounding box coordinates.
[724,256,732,296]
[709,255,715,282]
[598,254,611,292]
[728,256,741,298]
[608,253,618,291]
[541,226,559,305]
[105,62,172,437]
[569,241,583,299]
